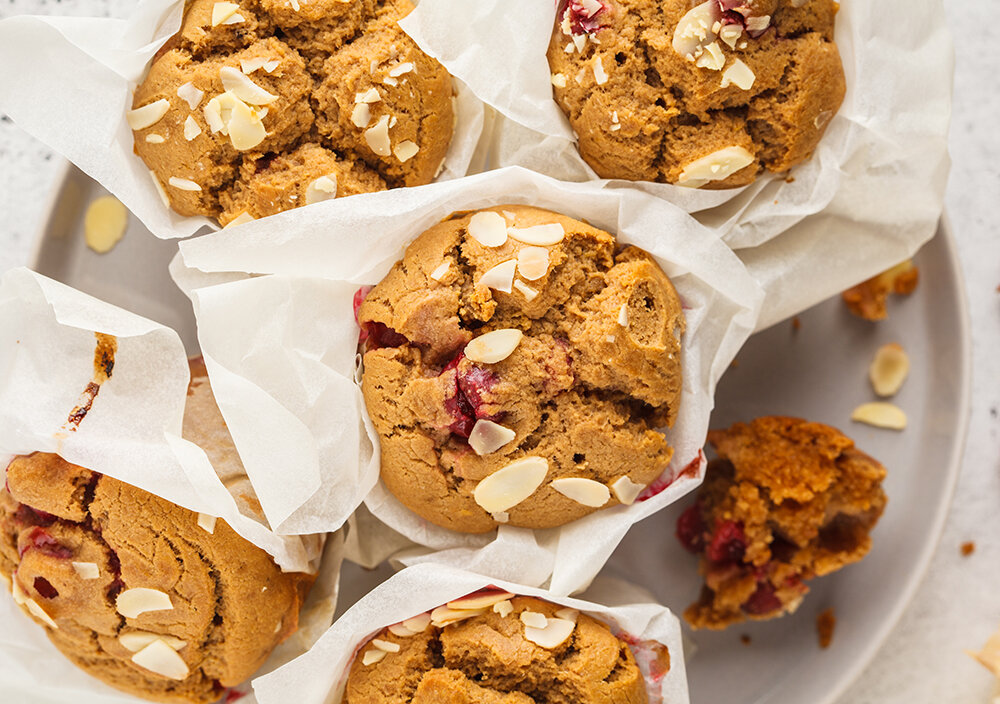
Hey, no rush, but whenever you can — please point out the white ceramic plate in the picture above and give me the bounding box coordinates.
[30,162,970,704]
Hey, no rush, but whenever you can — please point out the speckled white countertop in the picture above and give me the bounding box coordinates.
[1,1,998,702]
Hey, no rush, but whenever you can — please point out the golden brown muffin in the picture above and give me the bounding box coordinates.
[130,0,454,225]
[547,0,845,187]
[842,260,919,321]
[358,205,685,533]
[676,416,887,630]
[0,361,314,703]
[345,594,650,703]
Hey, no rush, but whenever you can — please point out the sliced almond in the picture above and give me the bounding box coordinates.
[430,261,450,281]
[508,223,564,246]
[203,96,225,133]
[221,11,246,24]
[695,41,726,71]
[388,62,414,77]
[356,88,381,104]
[464,329,523,364]
[468,211,508,248]
[745,14,771,33]
[592,56,608,85]
[672,1,720,59]
[211,2,241,26]
[517,247,550,281]
[524,617,575,649]
[241,57,274,74]
[492,511,510,523]
[617,303,629,326]
[513,280,539,301]
[362,648,387,666]
[610,476,645,506]
[372,638,400,653]
[84,195,128,255]
[494,600,514,617]
[364,115,392,157]
[469,419,517,456]
[220,66,278,105]
[550,477,610,508]
[869,343,910,397]
[393,140,419,163]
[351,102,372,129]
[25,597,58,629]
[388,623,416,637]
[131,639,189,680]
[72,561,100,580]
[554,608,579,623]
[145,134,165,144]
[676,146,755,188]
[448,591,516,611]
[430,605,486,627]
[551,73,567,88]
[168,177,201,192]
[196,513,216,534]
[183,115,202,141]
[119,631,187,653]
[149,171,170,207]
[117,588,173,618]
[225,98,267,150]
[304,174,338,206]
[224,211,255,228]
[719,23,743,48]
[478,260,517,293]
[474,457,548,514]
[721,59,755,90]
[127,99,170,131]
[176,82,204,110]
[401,612,431,633]
[520,611,548,629]
[851,402,907,430]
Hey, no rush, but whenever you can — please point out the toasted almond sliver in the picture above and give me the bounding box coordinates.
[362,648,387,666]
[520,611,548,629]
[127,99,171,131]
[513,280,539,302]
[177,82,204,110]
[524,617,575,649]
[401,612,431,633]
[851,402,907,430]
[224,211,255,229]
[149,171,170,207]
[388,623,417,637]
[364,115,392,156]
[610,476,645,506]
[869,343,910,397]
[211,2,241,26]
[468,211,508,248]
[168,177,201,192]
[72,561,100,580]
[676,146,755,189]
[554,608,579,623]
[119,631,187,653]
[132,639,189,680]
[183,115,202,141]
[372,638,400,653]
[196,513,216,534]
[508,223,565,246]
[25,597,58,629]
[478,260,517,293]
[430,261,450,282]
[517,247,550,281]
[145,134,165,144]
[721,59,756,90]
[305,174,338,206]
[351,102,372,129]
[551,73,567,88]
[492,511,510,523]
[117,588,174,618]
[464,329,523,364]
[226,98,267,150]
[220,66,278,105]
[469,419,517,456]
[474,457,548,513]
[430,605,486,627]
[389,62,414,77]
[592,56,608,85]
[550,477,611,508]
[394,140,419,163]
[617,303,629,326]
[672,0,720,58]
[448,591,516,611]
[494,599,514,617]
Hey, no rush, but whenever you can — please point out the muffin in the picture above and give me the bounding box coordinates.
[129,0,454,225]
[842,260,919,321]
[676,416,887,629]
[358,205,685,533]
[0,360,315,703]
[345,592,653,703]
[547,0,846,188]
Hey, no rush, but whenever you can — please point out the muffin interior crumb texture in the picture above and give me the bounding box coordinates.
[547,0,846,187]
[131,0,454,225]
[358,205,685,533]
[345,596,653,704]
[677,416,887,630]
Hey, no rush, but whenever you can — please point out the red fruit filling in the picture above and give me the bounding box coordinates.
[563,0,611,35]
[742,582,783,615]
[441,353,501,438]
[20,527,73,560]
[33,576,59,599]
[676,504,707,553]
[706,520,747,564]
[353,287,372,326]
[13,504,57,527]
[362,321,409,350]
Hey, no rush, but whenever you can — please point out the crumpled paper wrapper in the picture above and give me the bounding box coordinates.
[399,0,952,262]
[0,0,485,241]
[252,563,690,704]
[0,267,347,703]
[172,166,764,594]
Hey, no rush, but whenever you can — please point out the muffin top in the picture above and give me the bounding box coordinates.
[345,594,652,704]
[547,0,845,188]
[130,0,454,224]
[359,205,684,533]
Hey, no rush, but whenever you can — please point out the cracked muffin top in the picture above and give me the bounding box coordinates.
[358,205,685,533]
[547,0,845,188]
[345,593,653,704]
[129,0,454,225]
[0,362,314,703]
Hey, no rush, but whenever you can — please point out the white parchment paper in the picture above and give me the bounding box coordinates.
[252,563,690,704]
[399,0,952,255]
[172,166,764,594]
[0,0,485,241]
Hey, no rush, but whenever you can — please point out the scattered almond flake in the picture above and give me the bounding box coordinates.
[610,475,645,505]
[168,176,201,192]
[149,171,170,207]
[196,513,216,534]
[362,648,386,666]
[554,608,579,623]
[116,588,174,618]
[560,12,572,36]
[430,605,486,627]
[712,20,722,33]
[220,66,278,105]
[222,12,244,24]
[177,82,204,110]
[119,631,187,653]
[720,23,743,48]
[388,623,417,637]
[382,76,399,86]
[606,334,616,343]
[513,280,539,302]
[468,211,508,247]
[492,511,510,523]
[351,102,372,129]
[573,33,588,52]
[389,115,398,128]
[695,41,726,70]
[127,99,170,131]
[183,115,202,141]
[575,68,587,85]
[304,173,338,206]
[288,0,300,10]
[224,211,255,228]
[508,223,565,245]
[25,597,58,629]
[673,0,719,59]
[364,115,392,156]
[478,259,517,293]
[969,628,1000,677]
[551,73,567,88]
[448,591,516,611]
[388,62,414,77]
[869,343,910,397]
[524,618,575,649]
[739,40,748,49]
[132,640,189,680]
[262,59,280,73]
[84,195,128,254]
[211,1,240,26]
[469,419,517,456]
[550,477,610,507]
[228,98,267,149]
[394,140,419,163]
[401,613,432,633]
[203,97,225,133]
[520,611,548,629]
[592,55,608,84]
[464,329,523,364]
[72,561,100,580]
[145,133,165,144]
[494,600,514,617]
[676,145,754,188]
[851,402,907,431]
[617,303,629,326]
[564,41,575,54]
[240,57,273,74]
[355,87,381,104]
[745,15,770,32]
[611,110,619,123]
[721,59,755,90]
[610,123,621,132]
[474,457,549,514]
[517,246,550,281]
[430,261,450,281]
[372,638,400,653]
[580,0,603,15]
[814,109,834,130]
